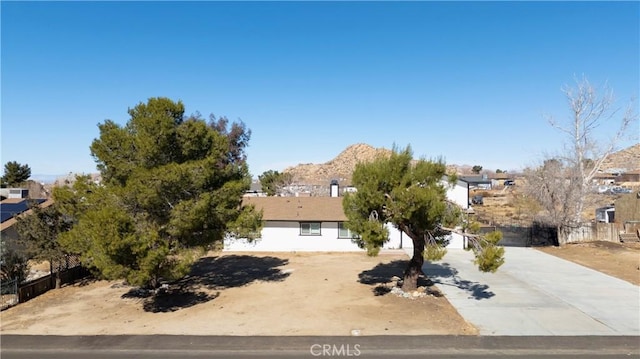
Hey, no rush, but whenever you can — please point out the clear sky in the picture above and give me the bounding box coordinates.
[2,1,639,181]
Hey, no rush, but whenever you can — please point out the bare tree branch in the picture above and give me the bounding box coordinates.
[525,76,638,244]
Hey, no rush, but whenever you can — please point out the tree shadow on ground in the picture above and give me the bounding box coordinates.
[358,259,494,300]
[121,254,290,313]
[358,260,435,296]
[424,261,495,300]
[181,255,290,289]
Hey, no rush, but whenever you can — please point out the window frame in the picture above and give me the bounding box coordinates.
[338,222,358,239]
[337,222,350,238]
[300,222,322,236]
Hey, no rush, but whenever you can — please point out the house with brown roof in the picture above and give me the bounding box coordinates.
[618,170,640,183]
[224,179,469,251]
[224,196,404,251]
[1,198,54,256]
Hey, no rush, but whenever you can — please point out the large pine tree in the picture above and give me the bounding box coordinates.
[343,145,504,291]
[56,98,262,288]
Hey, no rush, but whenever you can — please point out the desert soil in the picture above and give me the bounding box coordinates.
[0,251,477,336]
[537,241,640,286]
[3,243,637,336]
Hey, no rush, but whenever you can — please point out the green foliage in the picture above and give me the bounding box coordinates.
[495,169,503,174]
[15,201,72,266]
[258,170,293,196]
[464,219,482,234]
[470,231,505,273]
[348,219,388,256]
[342,145,456,255]
[423,244,447,261]
[0,243,28,282]
[1,161,31,187]
[57,98,263,288]
[472,165,483,174]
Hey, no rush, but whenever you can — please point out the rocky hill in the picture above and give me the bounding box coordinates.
[282,143,459,185]
[283,143,391,184]
[600,143,640,172]
[281,142,640,186]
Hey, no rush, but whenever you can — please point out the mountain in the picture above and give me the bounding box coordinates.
[600,143,640,172]
[280,142,640,186]
[283,143,391,184]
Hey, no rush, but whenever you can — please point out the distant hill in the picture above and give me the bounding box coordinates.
[282,143,459,185]
[283,143,391,184]
[600,143,640,172]
[281,142,640,186]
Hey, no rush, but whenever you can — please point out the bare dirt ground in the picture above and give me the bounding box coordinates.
[0,251,477,336]
[537,241,640,286]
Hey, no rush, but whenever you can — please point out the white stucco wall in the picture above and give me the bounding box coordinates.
[445,178,469,209]
[225,221,409,252]
[224,221,465,251]
[224,221,358,252]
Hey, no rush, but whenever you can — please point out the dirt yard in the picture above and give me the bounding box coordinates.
[3,243,637,336]
[0,251,477,336]
[537,241,640,286]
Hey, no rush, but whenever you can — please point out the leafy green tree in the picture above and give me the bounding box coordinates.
[56,98,263,288]
[1,161,31,187]
[0,242,28,283]
[258,170,293,196]
[15,201,73,288]
[495,169,503,174]
[472,165,483,174]
[343,145,504,291]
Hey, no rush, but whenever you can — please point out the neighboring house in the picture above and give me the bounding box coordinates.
[615,191,640,225]
[243,181,266,197]
[489,173,511,181]
[1,198,53,250]
[618,170,640,183]
[615,191,640,239]
[445,176,470,211]
[488,173,515,188]
[592,172,617,185]
[459,175,493,190]
[0,188,29,200]
[595,205,615,223]
[225,179,469,252]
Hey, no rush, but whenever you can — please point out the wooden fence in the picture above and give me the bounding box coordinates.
[565,223,622,243]
[480,222,622,247]
[17,266,89,303]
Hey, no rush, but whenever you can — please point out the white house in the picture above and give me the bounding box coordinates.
[224,178,471,252]
[443,176,470,249]
[224,196,405,251]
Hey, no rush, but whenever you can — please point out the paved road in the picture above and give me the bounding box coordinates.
[1,335,638,358]
[419,247,640,336]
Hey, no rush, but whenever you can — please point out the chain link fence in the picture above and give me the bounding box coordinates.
[1,278,19,310]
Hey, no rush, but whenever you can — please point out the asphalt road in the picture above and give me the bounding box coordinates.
[1,335,638,358]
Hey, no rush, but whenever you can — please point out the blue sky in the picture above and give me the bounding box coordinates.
[2,1,638,181]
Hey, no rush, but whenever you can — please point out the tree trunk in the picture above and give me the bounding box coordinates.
[402,236,425,292]
[55,272,61,289]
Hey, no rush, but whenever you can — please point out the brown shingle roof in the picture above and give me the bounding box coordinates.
[243,197,347,222]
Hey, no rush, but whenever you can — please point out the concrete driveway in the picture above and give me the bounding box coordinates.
[416,247,640,336]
